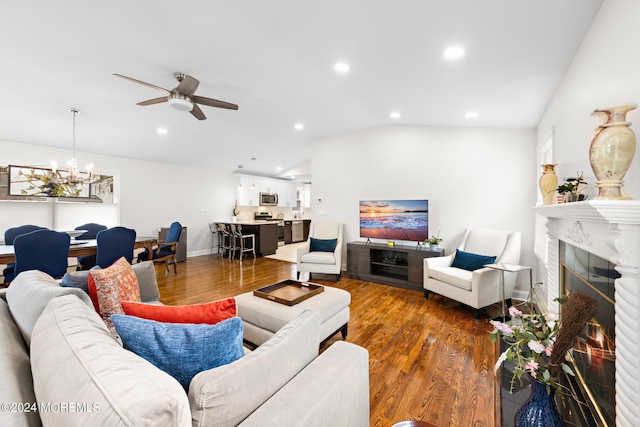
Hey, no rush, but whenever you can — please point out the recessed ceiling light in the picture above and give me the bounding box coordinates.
[276,166,282,171]
[334,62,350,73]
[157,128,168,135]
[294,123,304,130]
[465,111,479,119]
[390,111,401,119]
[443,46,465,60]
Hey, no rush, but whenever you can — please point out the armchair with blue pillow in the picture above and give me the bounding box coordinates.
[296,222,343,281]
[423,228,521,319]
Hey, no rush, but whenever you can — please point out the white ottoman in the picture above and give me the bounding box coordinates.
[235,285,351,347]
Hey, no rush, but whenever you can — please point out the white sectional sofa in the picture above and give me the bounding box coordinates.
[0,270,370,427]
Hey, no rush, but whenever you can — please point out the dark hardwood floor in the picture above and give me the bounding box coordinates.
[155,254,500,427]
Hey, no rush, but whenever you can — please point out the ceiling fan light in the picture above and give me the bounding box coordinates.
[168,97,193,112]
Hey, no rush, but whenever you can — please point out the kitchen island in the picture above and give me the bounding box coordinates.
[217,221,278,256]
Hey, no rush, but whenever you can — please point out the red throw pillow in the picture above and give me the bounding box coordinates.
[121,298,237,325]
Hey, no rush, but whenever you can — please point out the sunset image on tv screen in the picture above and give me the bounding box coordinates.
[359,199,428,242]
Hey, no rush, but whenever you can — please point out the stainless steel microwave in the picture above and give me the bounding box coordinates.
[260,192,278,206]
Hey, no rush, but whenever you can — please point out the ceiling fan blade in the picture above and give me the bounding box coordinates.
[137,97,168,106]
[192,95,239,110]
[190,104,207,120]
[113,73,171,94]
[175,75,199,96]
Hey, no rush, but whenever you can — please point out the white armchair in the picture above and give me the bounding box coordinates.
[297,222,343,281]
[423,228,522,318]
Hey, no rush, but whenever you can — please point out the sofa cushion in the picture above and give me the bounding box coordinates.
[31,295,191,427]
[132,261,160,302]
[0,299,40,427]
[6,270,93,347]
[189,309,320,427]
[88,257,141,328]
[450,249,496,271]
[310,237,337,253]
[429,266,473,291]
[111,314,244,392]
[121,297,236,324]
[300,251,336,265]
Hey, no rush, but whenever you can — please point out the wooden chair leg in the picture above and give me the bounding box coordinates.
[172,255,177,274]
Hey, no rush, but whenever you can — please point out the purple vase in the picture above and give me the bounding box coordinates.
[514,377,564,427]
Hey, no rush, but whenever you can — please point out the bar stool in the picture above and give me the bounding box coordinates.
[229,224,256,260]
[217,223,233,257]
[208,223,217,254]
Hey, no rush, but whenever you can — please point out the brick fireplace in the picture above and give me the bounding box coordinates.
[535,200,640,427]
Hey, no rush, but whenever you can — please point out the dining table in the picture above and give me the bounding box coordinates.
[0,236,158,265]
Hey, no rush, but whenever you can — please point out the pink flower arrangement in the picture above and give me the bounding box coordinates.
[490,306,572,394]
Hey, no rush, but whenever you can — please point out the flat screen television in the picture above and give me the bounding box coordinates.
[359,199,429,242]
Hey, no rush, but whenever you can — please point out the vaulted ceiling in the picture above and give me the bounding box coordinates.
[0,1,602,179]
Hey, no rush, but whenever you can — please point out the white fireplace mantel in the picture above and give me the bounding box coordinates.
[534,200,640,427]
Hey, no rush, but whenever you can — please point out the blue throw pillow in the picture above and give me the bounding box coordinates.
[111,314,244,391]
[310,237,337,252]
[450,249,497,271]
[60,265,101,294]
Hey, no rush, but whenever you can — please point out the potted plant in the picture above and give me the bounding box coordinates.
[555,172,588,203]
[490,291,598,426]
[424,231,443,250]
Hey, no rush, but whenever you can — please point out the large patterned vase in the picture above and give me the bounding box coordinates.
[514,377,564,427]
[590,104,637,199]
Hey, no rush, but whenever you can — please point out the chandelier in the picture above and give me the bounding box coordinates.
[52,108,95,184]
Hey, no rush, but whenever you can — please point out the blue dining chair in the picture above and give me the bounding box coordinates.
[74,223,107,271]
[138,221,182,274]
[95,226,137,268]
[13,229,71,280]
[3,224,48,284]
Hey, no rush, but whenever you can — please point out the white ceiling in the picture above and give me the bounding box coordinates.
[0,1,602,180]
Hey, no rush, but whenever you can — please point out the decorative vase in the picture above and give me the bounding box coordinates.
[514,377,564,427]
[538,164,558,205]
[430,243,440,251]
[589,104,637,199]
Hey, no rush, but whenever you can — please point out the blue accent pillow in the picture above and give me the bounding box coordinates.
[60,265,101,294]
[310,237,338,252]
[451,249,497,271]
[111,314,244,391]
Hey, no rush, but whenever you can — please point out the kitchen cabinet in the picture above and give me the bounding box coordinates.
[234,174,297,207]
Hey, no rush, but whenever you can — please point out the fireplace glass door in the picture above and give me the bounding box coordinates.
[561,242,615,427]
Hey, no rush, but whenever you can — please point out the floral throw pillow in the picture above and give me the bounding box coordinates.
[88,257,141,328]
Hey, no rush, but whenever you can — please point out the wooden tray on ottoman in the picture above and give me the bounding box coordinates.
[253,279,324,306]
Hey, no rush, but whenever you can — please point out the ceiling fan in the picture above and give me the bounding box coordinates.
[113,72,238,120]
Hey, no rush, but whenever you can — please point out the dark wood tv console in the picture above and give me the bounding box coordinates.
[347,241,444,291]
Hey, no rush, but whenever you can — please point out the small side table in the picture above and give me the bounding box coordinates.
[484,263,533,322]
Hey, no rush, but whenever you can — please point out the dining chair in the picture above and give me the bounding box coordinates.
[95,226,137,268]
[74,223,107,271]
[13,229,71,280]
[2,224,48,284]
[138,221,182,274]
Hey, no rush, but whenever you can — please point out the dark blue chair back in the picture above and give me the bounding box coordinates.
[14,229,70,279]
[164,222,182,245]
[74,223,108,270]
[5,224,47,245]
[75,223,107,240]
[95,226,136,268]
[3,224,48,283]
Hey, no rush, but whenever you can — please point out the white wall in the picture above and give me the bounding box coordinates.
[311,125,537,281]
[0,140,235,256]
[537,0,640,199]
